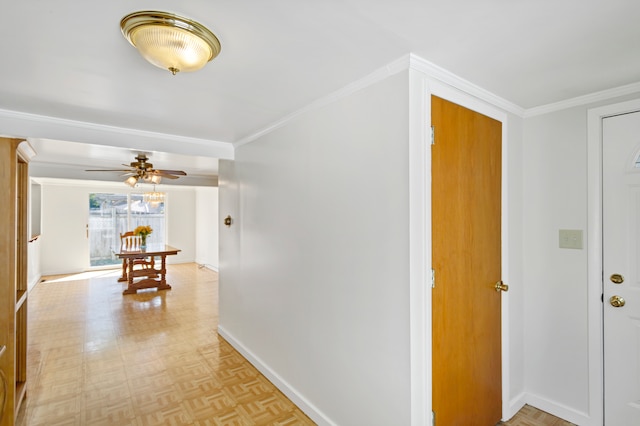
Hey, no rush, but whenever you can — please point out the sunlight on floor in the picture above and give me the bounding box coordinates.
[40,268,122,283]
[17,263,315,425]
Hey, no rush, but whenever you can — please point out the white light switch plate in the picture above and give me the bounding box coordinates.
[559,229,583,249]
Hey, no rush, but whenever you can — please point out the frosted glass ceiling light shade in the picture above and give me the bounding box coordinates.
[125,176,138,187]
[121,11,221,75]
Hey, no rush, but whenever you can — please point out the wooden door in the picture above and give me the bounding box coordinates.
[602,110,640,424]
[432,96,503,425]
[0,137,32,425]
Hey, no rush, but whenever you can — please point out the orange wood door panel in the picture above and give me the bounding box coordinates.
[431,95,502,425]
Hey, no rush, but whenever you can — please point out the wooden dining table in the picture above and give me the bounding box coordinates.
[116,244,181,295]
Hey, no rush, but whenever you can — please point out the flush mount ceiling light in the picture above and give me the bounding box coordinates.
[120,10,221,75]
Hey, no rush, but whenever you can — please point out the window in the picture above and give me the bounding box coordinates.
[88,193,166,267]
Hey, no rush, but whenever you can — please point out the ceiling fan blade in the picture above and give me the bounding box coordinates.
[155,169,187,176]
[154,172,179,179]
[86,155,187,181]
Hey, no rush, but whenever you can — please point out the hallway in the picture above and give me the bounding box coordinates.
[16,263,314,425]
[14,262,574,425]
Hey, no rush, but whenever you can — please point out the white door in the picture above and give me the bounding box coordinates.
[603,110,640,424]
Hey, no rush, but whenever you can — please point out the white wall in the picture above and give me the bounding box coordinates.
[27,179,43,289]
[218,66,531,424]
[27,238,41,290]
[166,189,196,264]
[195,187,219,270]
[219,71,411,425]
[38,179,207,275]
[522,92,640,424]
[505,112,526,414]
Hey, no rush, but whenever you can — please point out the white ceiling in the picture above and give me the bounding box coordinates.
[2,0,640,182]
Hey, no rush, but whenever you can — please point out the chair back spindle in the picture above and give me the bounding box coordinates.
[121,232,141,250]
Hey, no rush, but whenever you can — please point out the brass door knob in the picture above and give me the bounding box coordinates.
[495,281,509,292]
[610,295,626,307]
[610,274,624,284]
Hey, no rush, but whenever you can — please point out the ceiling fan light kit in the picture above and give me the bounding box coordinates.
[120,10,221,75]
[124,174,159,188]
[125,176,138,187]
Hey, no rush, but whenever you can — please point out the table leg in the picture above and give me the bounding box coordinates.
[156,255,172,291]
[122,255,172,294]
[123,259,137,295]
[117,259,128,282]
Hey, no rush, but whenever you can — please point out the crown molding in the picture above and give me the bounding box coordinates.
[235,53,529,149]
[235,51,640,138]
[235,55,412,147]
[16,139,36,162]
[524,81,640,117]
[0,108,234,159]
[408,54,526,117]
[9,53,638,158]
[410,54,640,118]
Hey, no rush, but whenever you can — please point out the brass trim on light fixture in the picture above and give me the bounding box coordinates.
[120,10,221,75]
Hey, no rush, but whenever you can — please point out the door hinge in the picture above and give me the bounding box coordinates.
[432,410,435,426]
[430,126,435,145]
[431,268,435,288]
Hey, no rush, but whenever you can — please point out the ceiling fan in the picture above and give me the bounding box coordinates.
[85,153,187,187]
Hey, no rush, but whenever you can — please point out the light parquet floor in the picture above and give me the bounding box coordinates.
[500,405,575,425]
[16,263,315,426]
[16,263,573,426]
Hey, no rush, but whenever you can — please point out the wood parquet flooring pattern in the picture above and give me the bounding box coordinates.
[14,263,574,425]
[16,263,315,426]
[500,405,575,426]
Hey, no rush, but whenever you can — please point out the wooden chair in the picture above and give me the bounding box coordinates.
[120,231,141,251]
[118,232,156,282]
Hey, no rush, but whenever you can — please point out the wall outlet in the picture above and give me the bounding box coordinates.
[559,229,583,249]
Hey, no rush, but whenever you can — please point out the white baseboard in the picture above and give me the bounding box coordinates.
[198,263,218,272]
[525,392,590,425]
[28,274,42,292]
[217,326,336,426]
[503,391,526,421]
[40,267,87,277]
